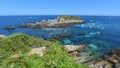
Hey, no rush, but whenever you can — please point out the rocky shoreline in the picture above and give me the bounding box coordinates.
[74,47,120,68]
[19,16,85,29]
[62,43,120,68]
[85,48,120,68]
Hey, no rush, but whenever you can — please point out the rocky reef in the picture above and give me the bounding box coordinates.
[19,16,85,28]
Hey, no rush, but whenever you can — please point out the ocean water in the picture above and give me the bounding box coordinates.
[0,15,120,59]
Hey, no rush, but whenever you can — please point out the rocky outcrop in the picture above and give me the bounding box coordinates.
[19,16,85,29]
[64,44,86,63]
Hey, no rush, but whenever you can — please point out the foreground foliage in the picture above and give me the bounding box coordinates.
[0,34,89,68]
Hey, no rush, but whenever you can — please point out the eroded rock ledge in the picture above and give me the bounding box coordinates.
[19,16,85,28]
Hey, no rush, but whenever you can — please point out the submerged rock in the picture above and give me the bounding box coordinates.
[88,43,98,49]
[63,38,72,44]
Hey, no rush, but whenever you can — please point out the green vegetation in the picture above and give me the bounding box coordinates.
[0,34,90,68]
[57,16,81,21]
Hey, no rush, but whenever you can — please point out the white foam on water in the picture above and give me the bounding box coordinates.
[81,24,85,27]
[89,25,92,28]
[97,32,100,34]
[84,32,99,38]
[92,23,95,26]
[43,28,58,31]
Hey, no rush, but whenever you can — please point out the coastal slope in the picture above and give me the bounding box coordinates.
[0,34,89,68]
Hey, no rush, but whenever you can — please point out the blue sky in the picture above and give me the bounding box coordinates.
[0,0,120,16]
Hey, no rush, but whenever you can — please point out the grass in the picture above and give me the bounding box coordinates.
[57,16,82,21]
[0,33,90,68]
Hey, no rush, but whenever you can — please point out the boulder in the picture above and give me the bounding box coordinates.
[64,44,85,53]
[29,46,46,57]
[108,58,119,64]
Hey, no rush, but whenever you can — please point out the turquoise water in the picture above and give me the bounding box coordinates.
[0,15,120,59]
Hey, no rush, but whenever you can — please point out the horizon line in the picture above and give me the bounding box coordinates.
[0,14,120,16]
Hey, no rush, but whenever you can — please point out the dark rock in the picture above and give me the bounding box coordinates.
[52,34,71,39]
[4,26,15,30]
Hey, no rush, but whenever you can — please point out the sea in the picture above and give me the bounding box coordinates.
[0,15,120,60]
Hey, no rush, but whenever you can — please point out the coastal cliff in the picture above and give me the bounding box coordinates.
[20,16,85,28]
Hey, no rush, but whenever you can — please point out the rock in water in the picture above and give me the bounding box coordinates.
[52,34,71,39]
[4,26,15,30]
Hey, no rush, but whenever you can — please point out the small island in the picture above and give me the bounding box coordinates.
[20,16,85,28]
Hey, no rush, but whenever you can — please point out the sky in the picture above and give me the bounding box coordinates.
[0,0,120,16]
